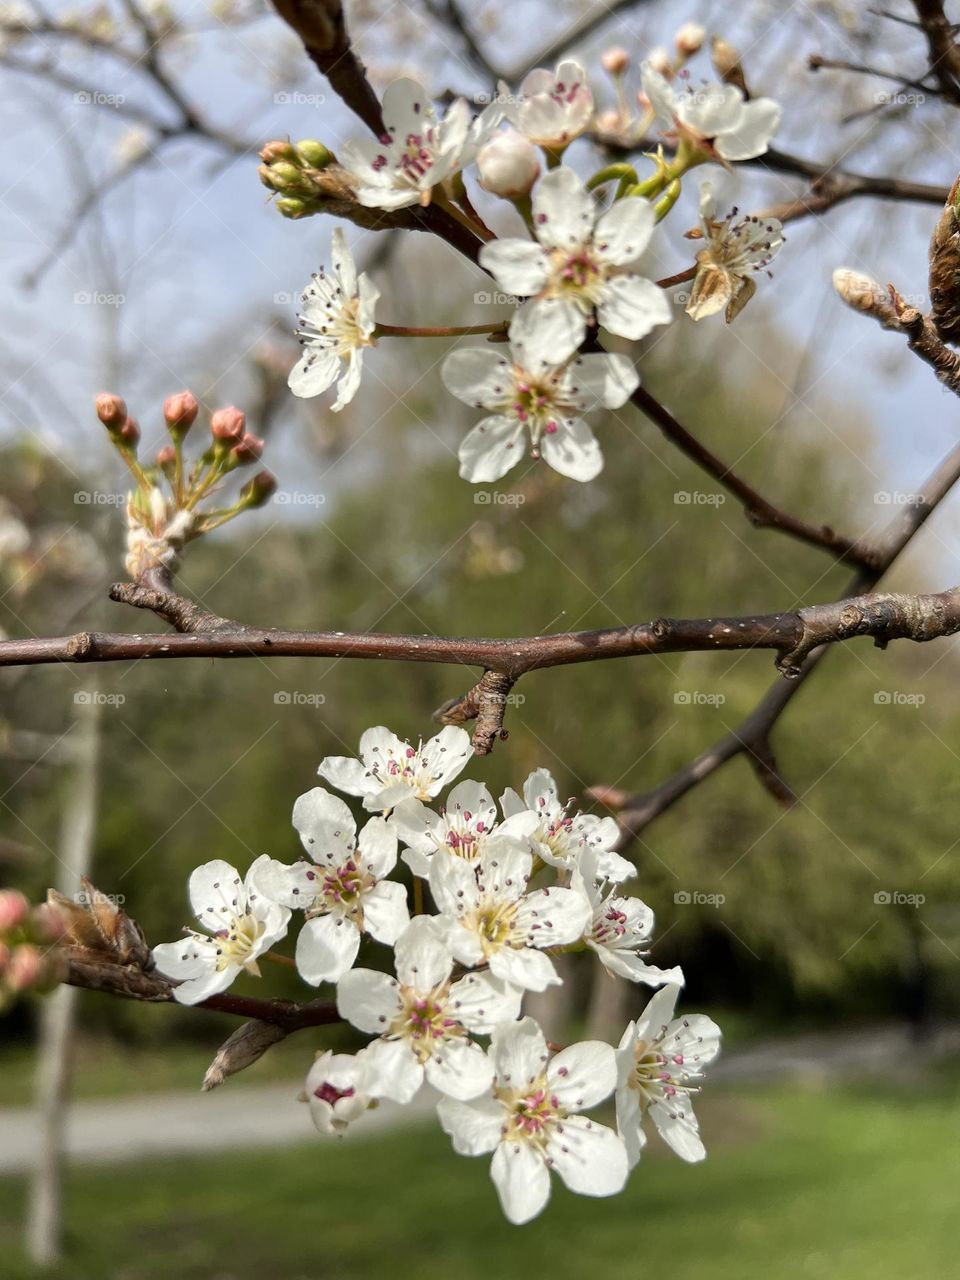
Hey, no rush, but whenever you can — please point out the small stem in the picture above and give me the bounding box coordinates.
[655,266,697,289]
[586,162,638,192]
[432,191,494,241]
[374,322,508,338]
[262,951,297,969]
[413,877,424,916]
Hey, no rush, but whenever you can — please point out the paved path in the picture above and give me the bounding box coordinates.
[1,1022,957,1174]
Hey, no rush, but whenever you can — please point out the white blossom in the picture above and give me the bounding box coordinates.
[336,916,521,1103]
[641,62,781,162]
[441,340,638,483]
[430,844,591,992]
[498,59,594,151]
[501,767,635,882]
[341,78,496,210]
[392,778,537,878]
[573,851,685,986]
[253,788,408,985]
[438,1017,628,1225]
[287,227,379,411]
[686,182,783,322]
[317,725,473,813]
[152,857,290,1005]
[479,166,671,366]
[305,1048,377,1137]
[477,127,541,198]
[615,984,721,1166]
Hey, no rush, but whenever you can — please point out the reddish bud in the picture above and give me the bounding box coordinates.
[31,903,67,944]
[95,393,128,431]
[0,890,29,932]
[163,390,199,438]
[7,944,42,992]
[601,47,629,76]
[260,140,298,165]
[156,445,177,475]
[118,417,140,448]
[210,406,246,441]
[241,470,278,508]
[233,433,264,464]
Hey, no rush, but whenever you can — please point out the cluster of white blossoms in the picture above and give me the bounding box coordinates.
[285,48,783,483]
[154,724,721,1225]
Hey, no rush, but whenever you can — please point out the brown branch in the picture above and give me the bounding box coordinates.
[63,951,340,1030]
[434,669,516,755]
[912,0,960,103]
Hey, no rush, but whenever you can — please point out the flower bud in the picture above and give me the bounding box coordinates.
[295,140,334,169]
[259,140,298,165]
[31,903,67,944]
[263,161,303,192]
[832,267,886,313]
[240,470,278,508]
[95,393,128,431]
[710,35,747,94]
[210,406,246,441]
[675,21,705,56]
[7,944,42,992]
[163,390,199,439]
[119,417,140,448]
[156,445,177,477]
[232,433,264,464]
[275,197,308,219]
[647,47,673,76]
[596,108,625,134]
[477,129,541,199]
[0,889,29,932]
[601,47,629,76]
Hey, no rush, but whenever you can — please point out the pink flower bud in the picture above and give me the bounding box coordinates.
[7,944,42,992]
[163,390,199,437]
[119,417,140,447]
[156,445,177,473]
[210,406,246,441]
[241,470,278,508]
[601,47,629,76]
[0,889,29,932]
[259,140,298,165]
[596,108,625,134]
[477,129,541,199]
[95,393,128,431]
[675,21,705,56]
[232,433,264,464]
[647,47,673,76]
[31,903,67,944]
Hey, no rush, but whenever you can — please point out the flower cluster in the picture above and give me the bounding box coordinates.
[153,724,721,1225]
[0,889,64,1011]
[94,392,277,579]
[279,43,783,483]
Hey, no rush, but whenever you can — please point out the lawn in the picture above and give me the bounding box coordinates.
[0,1071,957,1280]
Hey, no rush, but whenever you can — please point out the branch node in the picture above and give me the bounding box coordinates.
[434,670,517,755]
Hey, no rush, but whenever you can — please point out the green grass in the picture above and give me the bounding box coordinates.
[1,1073,958,1280]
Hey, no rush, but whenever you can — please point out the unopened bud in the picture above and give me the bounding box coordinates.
[119,417,140,448]
[31,903,66,944]
[259,140,298,165]
[264,161,303,190]
[647,47,673,76]
[240,470,278,508]
[210,406,246,441]
[596,108,625,134]
[156,445,177,475]
[832,267,886,312]
[295,140,334,169]
[276,197,309,219]
[0,889,29,932]
[95,393,128,431]
[711,36,747,93]
[233,433,264,464]
[477,129,541,199]
[675,22,705,56]
[601,47,629,76]
[929,175,960,344]
[163,390,199,439]
[7,944,42,992]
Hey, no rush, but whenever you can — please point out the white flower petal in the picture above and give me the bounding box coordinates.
[540,416,603,481]
[547,1115,628,1196]
[316,754,372,798]
[615,1081,645,1168]
[361,1035,424,1103]
[594,196,656,266]
[329,226,356,296]
[187,860,245,931]
[336,967,401,1033]
[442,348,512,410]
[296,914,360,985]
[508,296,585,366]
[565,352,638,410]
[648,1097,706,1161]
[437,1095,504,1155]
[458,414,525,483]
[491,1016,548,1087]
[716,97,781,162]
[362,880,410,946]
[489,944,560,992]
[288,349,340,399]
[450,970,522,1033]
[425,1037,495,1099]
[518,884,592,947]
[418,725,473,790]
[478,238,550,295]
[250,858,315,910]
[331,351,363,413]
[357,814,398,879]
[597,275,672,341]
[394,915,453,990]
[291,788,356,862]
[491,1140,551,1224]
[531,167,596,251]
[547,1040,617,1109]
